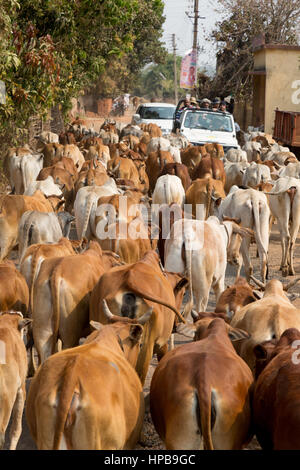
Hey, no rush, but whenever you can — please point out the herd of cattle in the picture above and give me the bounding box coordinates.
[2,118,300,450]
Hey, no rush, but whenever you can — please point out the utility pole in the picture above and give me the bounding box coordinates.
[193,0,199,93]
[172,34,178,104]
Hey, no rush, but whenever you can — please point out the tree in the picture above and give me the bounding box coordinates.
[0,0,166,145]
[133,54,187,101]
[210,0,300,99]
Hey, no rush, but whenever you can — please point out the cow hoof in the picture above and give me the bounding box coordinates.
[289,268,295,276]
[282,268,289,277]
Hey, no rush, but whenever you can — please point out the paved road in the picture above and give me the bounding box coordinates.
[5,222,300,449]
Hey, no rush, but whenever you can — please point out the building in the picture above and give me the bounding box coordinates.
[251,38,300,134]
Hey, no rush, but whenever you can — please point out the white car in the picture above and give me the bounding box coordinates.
[131,102,176,134]
[178,108,239,151]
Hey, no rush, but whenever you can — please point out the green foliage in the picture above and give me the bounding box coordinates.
[0,0,166,145]
[132,53,187,101]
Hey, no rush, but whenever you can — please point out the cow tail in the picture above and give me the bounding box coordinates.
[52,357,79,450]
[50,265,61,355]
[30,251,43,313]
[20,156,28,193]
[81,193,94,239]
[20,217,33,263]
[182,241,193,319]
[211,156,216,180]
[195,384,215,450]
[252,196,268,263]
[206,179,212,219]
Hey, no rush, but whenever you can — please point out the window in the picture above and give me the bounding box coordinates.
[139,106,175,120]
[183,111,233,132]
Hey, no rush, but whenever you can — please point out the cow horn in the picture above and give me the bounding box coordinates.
[137,307,153,325]
[112,162,120,174]
[283,277,300,291]
[250,275,265,290]
[0,310,23,318]
[102,299,114,320]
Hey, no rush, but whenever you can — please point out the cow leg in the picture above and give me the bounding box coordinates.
[240,237,252,281]
[289,199,300,276]
[212,276,225,304]
[9,386,25,450]
[194,280,210,312]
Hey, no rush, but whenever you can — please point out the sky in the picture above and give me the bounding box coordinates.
[161,0,223,75]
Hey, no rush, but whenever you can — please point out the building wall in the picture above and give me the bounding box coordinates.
[264,49,300,134]
[252,74,266,128]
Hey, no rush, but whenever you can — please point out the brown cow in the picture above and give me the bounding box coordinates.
[202,143,224,159]
[150,317,253,449]
[185,177,226,219]
[0,191,53,260]
[0,312,31,449]
[108,156,147,193]
[231,277,300,372]
[253,328,300,449]
[26,316,148,450]
[52,157,78,183]
[32,242,119,364]
[97,219,154,264]
[159,163,191,192]
[180,145,202,175]
[191,155,226,185]
[75,167,109,195]
[89,251,188,384]
[0,261,29,315]
[215,277,261,317]
[146,148,174,193]
[20,237,86,311]
[37,166,75,212]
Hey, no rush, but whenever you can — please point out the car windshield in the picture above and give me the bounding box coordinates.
[183,111,233,132]
[139,106,175,120]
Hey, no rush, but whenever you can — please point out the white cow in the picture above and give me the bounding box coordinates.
[62,144,85,171]
[242,162,271,188]
[165,134,190,149]
[18,211,63,262]
[265,151,296,166]
[225,148,248,163]
[35,131,59,144]
[217,186,270,281]
[243,141,261,162]
[266,176,300,276]
[152,175,185,208]
[164,217,252,313]
[224,161,250,193]
[8,153,43,194]
[147,137,171,154]
[74,179,122,240]
[24,175,62,198]
[279,162,300,179]
[169,146,181,163]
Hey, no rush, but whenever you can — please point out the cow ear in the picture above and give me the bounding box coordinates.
[253,344,268,359]
[228,327,250,341]
[129,324,143,343]
[174,277,189,292]
[89,320,102,331]
[18,318,33,331]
